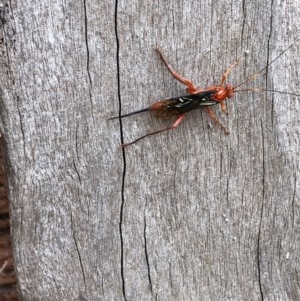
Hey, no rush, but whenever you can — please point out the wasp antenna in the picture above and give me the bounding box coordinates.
[233,88,263,93]
[234,88,300,97]
[234,37,300,90]
[262,89,300,97]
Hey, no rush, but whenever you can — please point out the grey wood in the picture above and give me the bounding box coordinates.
[0,0,299,300]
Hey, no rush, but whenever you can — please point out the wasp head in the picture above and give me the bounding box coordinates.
[212,84,234,102]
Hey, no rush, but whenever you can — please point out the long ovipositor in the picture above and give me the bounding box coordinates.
[108,107,150,120]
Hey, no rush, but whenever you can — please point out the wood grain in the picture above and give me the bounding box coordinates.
[0,0,299,300]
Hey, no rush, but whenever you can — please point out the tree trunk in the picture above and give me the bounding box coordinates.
[0,0,300,300]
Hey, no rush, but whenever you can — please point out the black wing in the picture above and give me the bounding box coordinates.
[165,90,218,113]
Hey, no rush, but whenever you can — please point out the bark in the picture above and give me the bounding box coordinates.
[0,0,299,300]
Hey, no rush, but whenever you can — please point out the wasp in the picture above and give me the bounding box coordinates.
[109,40,300,147]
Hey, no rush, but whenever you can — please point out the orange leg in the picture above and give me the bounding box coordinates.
[220,101,229,114]
[220,59,239,85]
[206,108,230,134]
[156,49,199,94]
[122,114,185,147]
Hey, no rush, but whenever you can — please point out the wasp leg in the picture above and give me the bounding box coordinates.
[206,108,230,134]
[220,59,239,85]
[220,101,230,114]
[156,49,199,94]
[122,114,185,147]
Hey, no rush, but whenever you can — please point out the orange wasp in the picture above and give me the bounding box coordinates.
[110,39,300,147]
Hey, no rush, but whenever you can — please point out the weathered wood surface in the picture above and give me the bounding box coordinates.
[0,0,300,300]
